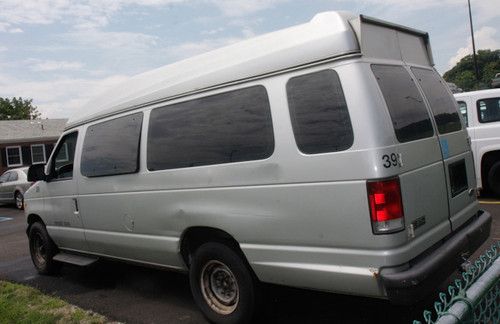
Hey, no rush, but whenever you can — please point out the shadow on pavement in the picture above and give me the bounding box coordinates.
[25,258,445,324]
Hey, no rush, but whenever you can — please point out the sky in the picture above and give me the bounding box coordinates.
[0,0,499,119]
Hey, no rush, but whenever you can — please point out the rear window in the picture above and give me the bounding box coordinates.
[371,65,434,143]
[411,68,462,133]
[477,97,500,123]
[286,69,353,154]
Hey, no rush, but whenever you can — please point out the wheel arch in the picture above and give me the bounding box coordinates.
[26,214,45,235]
[180,226,248,269]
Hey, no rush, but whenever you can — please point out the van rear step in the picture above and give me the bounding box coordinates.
[53,253,99,266]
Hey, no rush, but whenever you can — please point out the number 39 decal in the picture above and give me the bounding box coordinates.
[382,153,402,168]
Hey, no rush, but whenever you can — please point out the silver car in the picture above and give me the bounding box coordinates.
[0,167,31,209]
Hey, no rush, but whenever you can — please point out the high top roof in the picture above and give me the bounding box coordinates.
[67,11,433,129]
[67,11,360,128]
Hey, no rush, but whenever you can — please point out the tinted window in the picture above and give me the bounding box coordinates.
[372,65,434,143]
[81,113,143,177]
[148,86,274,171]
[51,132,78,180]
[458,101,468,126]
[477,97,500,123]
[286,70,353,154]
[411,68,462,133]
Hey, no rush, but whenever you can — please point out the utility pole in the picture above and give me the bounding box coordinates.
[468,0,480,83]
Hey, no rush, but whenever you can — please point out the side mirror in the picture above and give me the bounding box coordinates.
[28,164,47,182]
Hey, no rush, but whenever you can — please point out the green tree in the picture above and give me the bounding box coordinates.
[0,97,41,120]
[443,49,500,91]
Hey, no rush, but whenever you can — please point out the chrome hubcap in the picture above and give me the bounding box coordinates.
[200,260,239,315]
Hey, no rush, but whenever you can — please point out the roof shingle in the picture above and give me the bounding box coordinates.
[0,119,67,144]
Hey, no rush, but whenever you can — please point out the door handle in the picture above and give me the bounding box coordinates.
[73,198,80,216]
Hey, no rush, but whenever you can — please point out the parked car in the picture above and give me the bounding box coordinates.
[24,12,491,324]
[0,167,32,209]
[455,88,500,196]
[491,73,500,88]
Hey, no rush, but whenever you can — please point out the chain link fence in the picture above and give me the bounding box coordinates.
[414,241,500,324]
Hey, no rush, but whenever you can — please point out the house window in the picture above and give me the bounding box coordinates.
[6,146,22,167]
[31,144,46,164]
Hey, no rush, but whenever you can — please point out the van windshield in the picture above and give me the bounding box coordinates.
[411,67,462,134]
[371,65,434,143]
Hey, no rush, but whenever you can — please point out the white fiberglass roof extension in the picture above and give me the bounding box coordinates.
[67,11,433,128]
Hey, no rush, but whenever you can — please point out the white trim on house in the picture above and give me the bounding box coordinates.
[30,144,46,164]
[6,146,23,167]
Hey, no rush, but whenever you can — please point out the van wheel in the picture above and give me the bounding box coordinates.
[488,162,500,197]
[15,191,24,210]
[28,222,60,275]
[189,242,260,324]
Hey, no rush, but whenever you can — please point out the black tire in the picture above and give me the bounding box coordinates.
[14,191,24,210]
[488,162,500,197]
[28,222,60,275]
[189,242,260,324]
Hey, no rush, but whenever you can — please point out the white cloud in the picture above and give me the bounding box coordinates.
[65,29,159,50]
[209,0,289,17]
[448,26,500,68]
[0,0,292,36]
[0,73,130,118]
[338,0,500,24]
[201,27,225,35]
[0,0,186,30]
[8,27,23,33]
[0,21,23,33]
[28,59,84,72]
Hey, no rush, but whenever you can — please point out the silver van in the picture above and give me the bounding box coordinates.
[24,12,491,324]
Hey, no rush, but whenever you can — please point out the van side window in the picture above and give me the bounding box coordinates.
[81,113,143,177]
[411,68,462,134]
[286,70,353,154]
[457,101,468,126]
[477,97,500,123]
[371,65,434,143]
[147,86,274,171]
[51,132,78,180]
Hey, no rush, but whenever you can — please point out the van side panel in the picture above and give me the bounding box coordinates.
[72,61,473,299]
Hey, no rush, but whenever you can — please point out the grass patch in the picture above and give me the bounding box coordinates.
[0,280,113,324]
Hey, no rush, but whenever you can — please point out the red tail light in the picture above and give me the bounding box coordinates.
[367,177,405,234]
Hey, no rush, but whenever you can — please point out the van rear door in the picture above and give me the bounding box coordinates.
[371,64,451,240]
[411,67,477,230]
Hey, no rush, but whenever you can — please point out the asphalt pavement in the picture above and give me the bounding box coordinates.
[0,201,498,324]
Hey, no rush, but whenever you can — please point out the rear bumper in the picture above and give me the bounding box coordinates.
[380,210,492,304]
